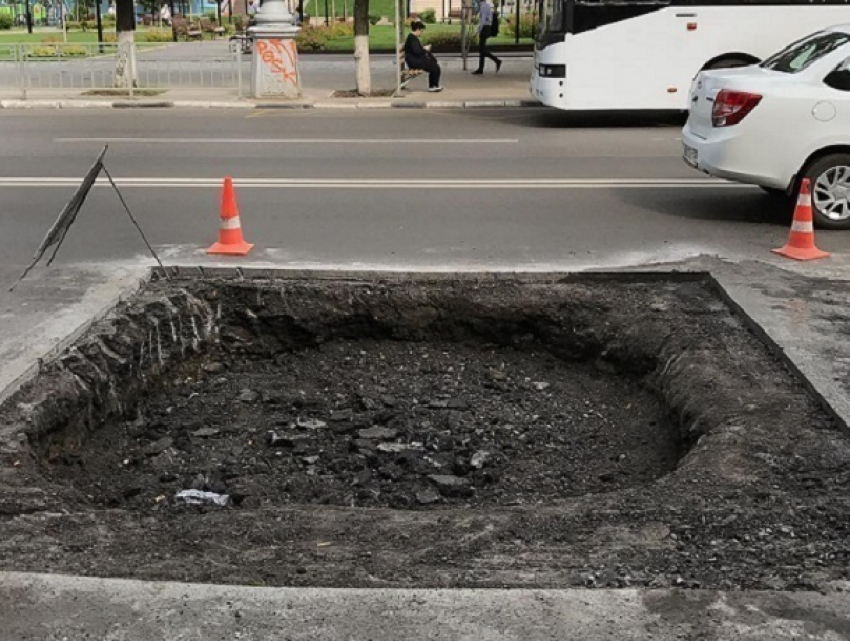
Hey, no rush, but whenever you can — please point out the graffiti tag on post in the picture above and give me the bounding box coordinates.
[256,38,299,95]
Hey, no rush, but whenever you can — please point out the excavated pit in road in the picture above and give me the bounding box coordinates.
[1,272,848,591]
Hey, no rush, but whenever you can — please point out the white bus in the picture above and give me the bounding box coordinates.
[530,0,850,110]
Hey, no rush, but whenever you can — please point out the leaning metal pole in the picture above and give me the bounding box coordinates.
[460,0,469,71]
[394,0,401,96]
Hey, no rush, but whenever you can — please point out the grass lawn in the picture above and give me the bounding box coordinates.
[0,27,174,45]
[0,29,102,44]
[0,27,175,59]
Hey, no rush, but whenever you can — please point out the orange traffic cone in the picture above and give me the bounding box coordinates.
[772,178,829,261]
[207,177,254,256]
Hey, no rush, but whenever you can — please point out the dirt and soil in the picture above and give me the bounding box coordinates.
[1,275,849,591]
[51,339,679,511]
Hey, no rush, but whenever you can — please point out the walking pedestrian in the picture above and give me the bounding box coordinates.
[404,20,443,92]
[472,0,501,75]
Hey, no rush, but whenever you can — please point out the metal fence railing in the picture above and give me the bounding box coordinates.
[0,42,245,99]
[0,43,23,96]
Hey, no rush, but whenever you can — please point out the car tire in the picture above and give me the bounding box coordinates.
[804,153,850,231]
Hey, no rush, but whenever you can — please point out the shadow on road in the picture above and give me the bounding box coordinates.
[520,109,688,129]
[620,189,794,227]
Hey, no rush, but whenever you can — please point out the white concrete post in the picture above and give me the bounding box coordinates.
[249,0,301,98]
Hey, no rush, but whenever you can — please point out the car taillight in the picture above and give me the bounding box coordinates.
[712,90,762,127]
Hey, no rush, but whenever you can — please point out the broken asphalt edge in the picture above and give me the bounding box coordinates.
[5,265,848,435]
[0,98,545,110]
[0,271,152,407]
[155,265,850,434]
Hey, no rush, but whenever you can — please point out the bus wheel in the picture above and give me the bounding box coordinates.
[703,56,757,71]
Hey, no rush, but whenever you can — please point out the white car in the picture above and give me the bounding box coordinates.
[682,24,850,229]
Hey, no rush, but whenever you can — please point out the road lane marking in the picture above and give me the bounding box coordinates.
[54,137,520,144]
[0,177,748,189]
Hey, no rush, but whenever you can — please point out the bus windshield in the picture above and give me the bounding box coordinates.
[537,0,672,46]
[537,0,567,45]
[760,31,850,73]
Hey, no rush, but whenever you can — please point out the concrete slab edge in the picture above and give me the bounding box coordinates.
[0,273,152,406]
[2,571,849,641]
[709,277,850,432]
[0,98,544,110]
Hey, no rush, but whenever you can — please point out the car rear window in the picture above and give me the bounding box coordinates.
[760,32,850,74]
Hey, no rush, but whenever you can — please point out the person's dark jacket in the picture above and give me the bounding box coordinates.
[405,32,430,69]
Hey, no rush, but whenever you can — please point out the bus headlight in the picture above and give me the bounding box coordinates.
[538,64,566,78]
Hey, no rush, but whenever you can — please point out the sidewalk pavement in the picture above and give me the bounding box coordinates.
[4,570,850,641]
[0,53,541,110]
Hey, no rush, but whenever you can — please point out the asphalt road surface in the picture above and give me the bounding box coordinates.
[1,107,847,272]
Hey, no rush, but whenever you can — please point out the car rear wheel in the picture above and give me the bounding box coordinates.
[805,154,850,230]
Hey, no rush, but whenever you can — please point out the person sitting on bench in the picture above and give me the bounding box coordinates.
[404,20,443,93]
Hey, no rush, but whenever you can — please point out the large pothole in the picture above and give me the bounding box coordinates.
[2,272,848,591]
[53,338,680,511]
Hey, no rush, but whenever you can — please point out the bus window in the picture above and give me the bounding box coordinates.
[761,31,850,73]
[537,0,567,46]
[572,0,671,35]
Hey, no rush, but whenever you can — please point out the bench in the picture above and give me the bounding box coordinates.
[200,17,226,38]
[398,44,424,88]
[229,34,252,53]
[172,17,202,41]
[228,19,253,53]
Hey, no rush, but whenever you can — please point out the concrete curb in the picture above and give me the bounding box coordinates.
[0,98,544,110]
[173,100,255,109]
[2,571,849,641]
